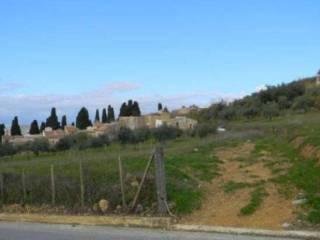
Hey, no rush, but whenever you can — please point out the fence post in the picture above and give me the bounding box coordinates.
[154,146,167,215]
[0,173,4,203]
[50,165,56,205]
[22,170,26,203]
[131,150,155,211]
[79,158,85,209]
[118,156,126,209]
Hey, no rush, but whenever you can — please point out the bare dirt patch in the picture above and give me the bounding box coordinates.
[181,142,296,230]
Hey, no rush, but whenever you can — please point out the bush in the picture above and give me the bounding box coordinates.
[292,95,314,112]
[55,136,75,151]
[134,127,151,142]
[193,123,217,138]
[118,127,136,145]
[29,138,50,155]
[0,143,17,157]
[262,102,280,120]
[151,125,182,142]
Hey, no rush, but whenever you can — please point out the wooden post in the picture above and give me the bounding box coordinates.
[131,151,155,211]
[0,173,4,203]
[118,156,127,209]
[50,165,56,205]
[154,146,167,215]
[22,171,26,203]
[79,158,85,208]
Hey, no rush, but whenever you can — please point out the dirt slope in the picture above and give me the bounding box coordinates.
[181,142,296,230]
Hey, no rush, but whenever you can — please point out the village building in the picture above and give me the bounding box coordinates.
[167,116,198,130]
[42,127,66,144]
[119,116,145,130]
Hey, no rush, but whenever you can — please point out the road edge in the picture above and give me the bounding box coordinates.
[1,213,320,239]
[173,224,320,239]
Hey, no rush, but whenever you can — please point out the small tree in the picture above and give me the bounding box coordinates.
[76,107,91,130]
[29,120,40,135]
[95,109,100,123]
[132,101,141,116]
[102,108,108,123]
[0,123,5,142]
[40,122,46,132]
[11,116,22,136]
[46,107,60,130]
[119,102,128,117]
[61,115,67,129]
[107,105,115,122]
[158,103,163,111]
[262,102,280,120]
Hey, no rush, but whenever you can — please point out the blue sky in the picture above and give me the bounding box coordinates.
[0,0,319,124]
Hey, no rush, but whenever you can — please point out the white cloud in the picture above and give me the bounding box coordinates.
[255,84,267,92]
[0,81,243,125]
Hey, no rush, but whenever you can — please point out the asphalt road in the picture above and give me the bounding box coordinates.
[0,222,303,240]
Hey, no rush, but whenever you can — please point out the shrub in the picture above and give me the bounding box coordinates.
[0,143,17,157]
[151,125,182,142]
[29,138,50,155]
[262,102,280,120]
[118,127,136,145]
[193,123,217,138]
[292,95,314,112]
[55,136,75,151]
[134,127,151,142]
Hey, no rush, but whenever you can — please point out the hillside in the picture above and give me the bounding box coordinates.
[191,76,320,123]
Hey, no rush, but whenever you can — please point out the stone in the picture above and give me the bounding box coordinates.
[131,180,139,187]
[98,199,109,213]
[135,204,143,214]
[292,199,307,206]
[282,222,291,228]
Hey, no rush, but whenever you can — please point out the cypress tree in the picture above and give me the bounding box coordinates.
[0,123,5,142]
[158,103,163,111]
[61,115,67,129]
[76,107,91,130]
[102,108,108,123]
[132,101,141,116]
[107,105,115,122]
[11,116,22,136]
[29,120,40,135]
[40,122,46,132]
[163,106,169,112]
[128,100,133,116]
[95,109,100,123]
[119,102,129,117]
[46,107,60,130]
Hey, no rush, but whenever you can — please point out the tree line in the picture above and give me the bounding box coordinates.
[1,100,169,138]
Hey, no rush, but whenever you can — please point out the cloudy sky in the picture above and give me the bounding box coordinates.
[0,0,319,125]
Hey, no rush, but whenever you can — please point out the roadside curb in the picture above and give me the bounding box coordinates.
[1,213,320,239]
[173,224,320,239]
[0,213,172,229]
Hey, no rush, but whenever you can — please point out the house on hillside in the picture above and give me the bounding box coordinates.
[119,116,145,130]
[167,116,198,130]
[144,111,171,128]
[42,127,66,144]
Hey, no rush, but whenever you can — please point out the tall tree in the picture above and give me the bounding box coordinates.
[11,116,22,136]
[163,106,169,112]
[95,109,100,123]
[76,107,91,130]
[132,101,141,116]
[0,123,5,142]
[119,102,128,117]
[61,115,67,129]
[46,107,60,130]
[128,100,133,116]
[102,108,108,123]
[40,122,46,132]
[158,103,163,111]
[29,120,40,135]
[107,105,115,122]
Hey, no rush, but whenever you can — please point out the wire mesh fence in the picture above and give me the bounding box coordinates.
[0,148,164,215]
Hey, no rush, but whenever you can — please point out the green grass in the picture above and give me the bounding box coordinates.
[240,186,268,215]
[0,135,229,215]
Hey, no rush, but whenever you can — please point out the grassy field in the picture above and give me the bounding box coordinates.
[1,112,320,224]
